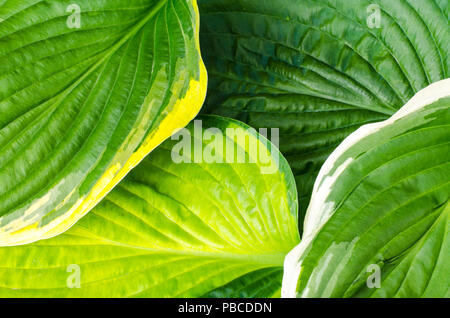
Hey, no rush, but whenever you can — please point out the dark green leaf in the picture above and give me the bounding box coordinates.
[198,0,450,226]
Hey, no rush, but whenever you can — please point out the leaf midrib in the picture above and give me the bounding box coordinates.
[69,225,287,268]
[35,0,168,112]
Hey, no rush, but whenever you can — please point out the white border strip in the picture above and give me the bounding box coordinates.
[282,79,450,298]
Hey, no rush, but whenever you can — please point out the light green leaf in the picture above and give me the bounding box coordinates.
[0,115,299,297]
[282,79,450,298]
[198,0,450,224]
[0,0,207,245]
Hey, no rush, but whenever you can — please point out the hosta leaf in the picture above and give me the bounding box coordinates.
[0,0,207,245]
[282,79,450,298]
[0,115,299,297]
[198,0,450,224]
[202,268,283,298]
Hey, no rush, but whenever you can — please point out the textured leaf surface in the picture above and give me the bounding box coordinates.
[202,268,283,298]
[0,116,299,297]
[0,0,207,245]
[198,0,450,224]
[282,80,450,298]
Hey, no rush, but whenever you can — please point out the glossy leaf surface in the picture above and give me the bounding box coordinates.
[0,116,299,297]
[0,0,207,245]
[283,80,450,298]
[198,0,450,222]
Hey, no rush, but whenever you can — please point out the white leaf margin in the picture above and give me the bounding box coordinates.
[282,78,450,298]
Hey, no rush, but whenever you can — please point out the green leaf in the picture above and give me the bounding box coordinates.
[202,268,283,298]
[282,79,450,298]
[0,0,207,245]
[0,115,300,297]
[198,0,450,225]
